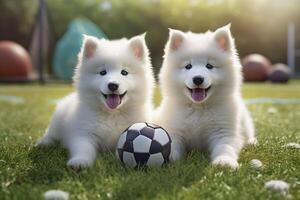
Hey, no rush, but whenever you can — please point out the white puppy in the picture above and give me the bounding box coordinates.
[154,25,257,169]
[37,34,154,169]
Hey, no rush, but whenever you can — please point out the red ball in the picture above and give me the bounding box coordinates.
[242,54,272,82]
[0,41,32,81]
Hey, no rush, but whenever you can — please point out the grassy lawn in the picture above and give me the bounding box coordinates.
[0,81,299,200]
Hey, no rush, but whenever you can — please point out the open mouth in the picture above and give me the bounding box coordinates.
[101,91,127,109]
[187,86,211,102]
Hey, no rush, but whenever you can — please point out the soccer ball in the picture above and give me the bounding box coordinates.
[116,122,171,168]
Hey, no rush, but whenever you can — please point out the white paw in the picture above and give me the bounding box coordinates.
[247,138,258,146]
[212,156,239,169]
[67,157,94,169]
[169,143,184,161]
[170,149,183,161]
[35,137,54,147]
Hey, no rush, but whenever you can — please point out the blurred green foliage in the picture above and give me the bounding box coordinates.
[0,0,38,46]
[0,0,299,75]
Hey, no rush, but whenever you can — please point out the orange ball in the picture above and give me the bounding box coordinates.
[0,41,32,81]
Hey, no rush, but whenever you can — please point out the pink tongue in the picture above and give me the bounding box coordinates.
[191,88,206,102]
[106,94,121,109]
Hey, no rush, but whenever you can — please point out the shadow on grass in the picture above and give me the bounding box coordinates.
[23,144,69,184]
[13,144,213,199]
[89,150,212,200]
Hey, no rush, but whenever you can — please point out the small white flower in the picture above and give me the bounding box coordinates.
[265,180,289,194]
[267,107,278,114]
[106,192,112,198]
[250,159,263,169]
[100,0,112,11]
[44,190,69,200]
[283,143,300,149]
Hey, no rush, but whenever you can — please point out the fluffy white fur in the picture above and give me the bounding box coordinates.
[153,24,257,169]
[265,180,289,194]
[36,34,154,169]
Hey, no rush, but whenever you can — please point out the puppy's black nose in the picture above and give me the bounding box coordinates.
[193,76,204,86]
[108,83,119,92]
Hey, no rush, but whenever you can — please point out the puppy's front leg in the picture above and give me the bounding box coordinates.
[170,135,186,161]
[66,137,97,169]
[209,134,241,169]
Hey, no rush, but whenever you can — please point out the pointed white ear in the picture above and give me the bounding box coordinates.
[82,34,98,59]
[214,24,233,52]
[168,29,185,51]
[128,33,147,60]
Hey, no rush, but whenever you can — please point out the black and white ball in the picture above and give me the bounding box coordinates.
[116,122,171,168]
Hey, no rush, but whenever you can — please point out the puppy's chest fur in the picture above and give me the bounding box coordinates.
[90,112,140,150]
[174,105,231,149]
[183,107,214,146]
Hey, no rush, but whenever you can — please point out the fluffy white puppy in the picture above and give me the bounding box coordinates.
[154,25,257,169]
[37,34,154,169]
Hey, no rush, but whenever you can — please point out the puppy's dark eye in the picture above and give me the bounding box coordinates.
[99,70,107,76]
[121,70,128,76]
[206,63,214,69]
[185,64,192,70]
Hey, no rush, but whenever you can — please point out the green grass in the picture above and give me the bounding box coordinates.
[0,81,299,200]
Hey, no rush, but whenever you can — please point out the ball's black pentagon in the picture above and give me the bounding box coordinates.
[126,130,140,141]
[134,153,150,166]
[162,142,171,159]
[149,140,163,154]
[145,122,160,129]
[117,149,123,162]
[140,126,155,139]
[123,141,134,153]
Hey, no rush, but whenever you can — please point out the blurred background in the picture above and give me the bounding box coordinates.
[0,0,299,82]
